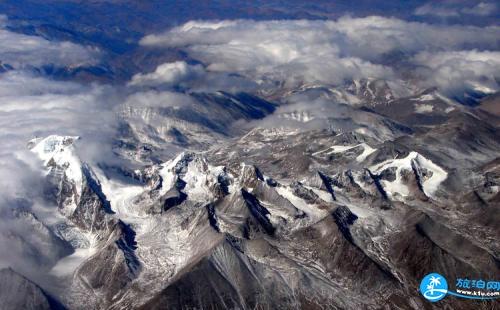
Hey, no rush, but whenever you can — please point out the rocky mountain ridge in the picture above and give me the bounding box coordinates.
[16,122,499,309]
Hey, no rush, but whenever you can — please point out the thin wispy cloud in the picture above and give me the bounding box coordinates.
[415,1,497,18]
[0,16,99,69]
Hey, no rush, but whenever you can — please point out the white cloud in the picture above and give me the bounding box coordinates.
[142,17,500,55]
[128,61,205,87]
[140,17,500,90]
[138,16,500,95]
[413,50,500,96]
[123,89,195,108]
[141,19,399,88]
[0,16,98,69]
[0,70,120,207]
[414,3,459,17]
[461,2,497,16]
[331,16,499,58]
[0,16,111,282]
[0,69,122,280]
[414,1,497,18]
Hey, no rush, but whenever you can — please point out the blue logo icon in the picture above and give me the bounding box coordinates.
[420,273,448,302]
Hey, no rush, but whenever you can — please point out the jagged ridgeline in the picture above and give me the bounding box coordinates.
[8,129,496,309]
[0,3,499,309]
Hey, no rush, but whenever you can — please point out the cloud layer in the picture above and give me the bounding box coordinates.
[140,17,500,94]
[0,70,119,208]
[0,20,114,281]
[0,17,98,69]
[415,1,497,18]
[413,50,500,95]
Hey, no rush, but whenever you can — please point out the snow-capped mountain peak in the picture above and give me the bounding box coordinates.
[29,135,83,193]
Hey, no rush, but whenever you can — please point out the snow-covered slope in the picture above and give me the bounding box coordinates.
[30,135,83,197]
[19,128,498,310]
[370,151,448,199]
[313,142,377,162]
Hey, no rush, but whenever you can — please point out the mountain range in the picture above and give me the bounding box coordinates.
[0,1,499,309]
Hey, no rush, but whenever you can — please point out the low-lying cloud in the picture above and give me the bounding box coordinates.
[413,50,500,96]
[0,70,120,217]
[140,16,500,97]
[0,18,114,282]
[0,17,98,69]
[128,61,205,87]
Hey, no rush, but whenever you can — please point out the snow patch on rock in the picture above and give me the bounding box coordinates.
[414,103,434,113]
[370,151,448,199]
[313,143,376,162]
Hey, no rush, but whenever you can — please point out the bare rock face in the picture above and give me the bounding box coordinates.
[73,220,140,307]
[0,268,63,310]
[69,165,115,234]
